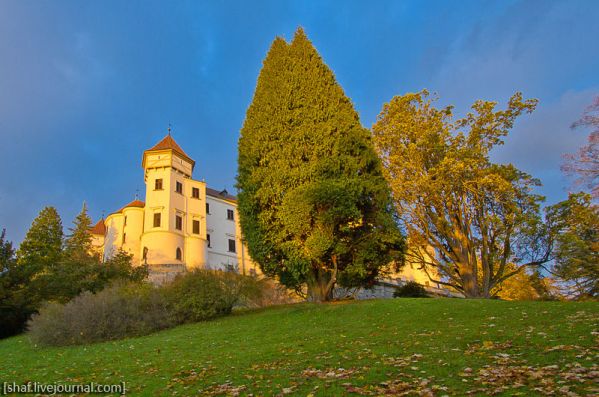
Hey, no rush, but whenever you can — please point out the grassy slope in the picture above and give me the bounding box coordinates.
[0,299,597,396]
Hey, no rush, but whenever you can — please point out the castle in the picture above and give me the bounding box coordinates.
[89,133,257,282]
[89,133,442,290]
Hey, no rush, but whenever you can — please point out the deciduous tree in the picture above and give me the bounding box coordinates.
[545,192,598,299]
[563,96,599,198]
[372,90,550,298]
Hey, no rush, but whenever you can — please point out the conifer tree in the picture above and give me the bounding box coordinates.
[0,229,14,272]
[237,28,403,301]
[15,207,64,306]
[0,228,28,338]
[17,206,64,276]
[64,202,93,259]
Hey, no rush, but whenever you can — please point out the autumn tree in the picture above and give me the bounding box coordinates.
[237,28,403,302]
[491,264,557,301]
[372,90,551,298]
[562,96,599,198]
[545,192,598,299]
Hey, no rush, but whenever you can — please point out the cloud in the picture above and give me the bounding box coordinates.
[492,88,598,203]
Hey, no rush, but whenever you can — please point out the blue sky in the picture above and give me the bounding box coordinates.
[1,0,598,244]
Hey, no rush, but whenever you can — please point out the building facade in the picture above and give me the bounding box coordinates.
[89,134,257,278]
[89,133,441,291]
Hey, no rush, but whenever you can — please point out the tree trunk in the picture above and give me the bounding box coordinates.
[307,257,338,302]
[460,262,480,298]
[307,275,334,302]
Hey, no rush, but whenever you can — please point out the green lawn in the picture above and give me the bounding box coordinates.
[1,299,597,396]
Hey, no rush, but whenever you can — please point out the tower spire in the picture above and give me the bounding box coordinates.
[167,123,172,136]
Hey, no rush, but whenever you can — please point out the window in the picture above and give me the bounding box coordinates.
[124,216,127,226]
[176,247,182,260]
[206,203,210,214]
[207,234,211,248]
[176,181,183,194]
[155,179,163,190]
[192,187,200,199]
[122,233,126,244]
[228,239,236,253]
[192,220,200,234]
[175,215,183,231]
[227,209,234,221]
[153,213,161,227]
[142,247,148,261]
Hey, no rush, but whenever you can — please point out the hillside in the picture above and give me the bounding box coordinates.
[1,299,597,396]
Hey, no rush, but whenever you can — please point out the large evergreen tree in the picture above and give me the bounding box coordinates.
[16,206,64,295]
[2,208,64,337]
[64,202,93,259]
[237,28,403,301]
[54,203,100,302]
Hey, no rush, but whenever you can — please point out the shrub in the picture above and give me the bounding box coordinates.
[27,270,291,346]
[243,278,298,308]
[28,282,171,346]
[163,269,261,324]
[393,281,429,298]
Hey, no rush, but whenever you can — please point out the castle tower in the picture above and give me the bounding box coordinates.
[140,133,207,268]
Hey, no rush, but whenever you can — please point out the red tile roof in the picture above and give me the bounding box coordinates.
[89,219,106,236]
[117,200,145,213]
[145,134,195,166]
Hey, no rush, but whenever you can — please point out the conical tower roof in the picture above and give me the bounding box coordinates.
[143,134,195,169]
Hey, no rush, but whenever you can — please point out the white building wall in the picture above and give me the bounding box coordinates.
[103,213,124,261]
[205,195,239,270]
[121,207,144,265]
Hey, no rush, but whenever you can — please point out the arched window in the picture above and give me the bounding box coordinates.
[176,247,182,261]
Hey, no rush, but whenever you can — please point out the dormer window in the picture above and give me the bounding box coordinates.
[176,181,183,194]
[155,179,163,190]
